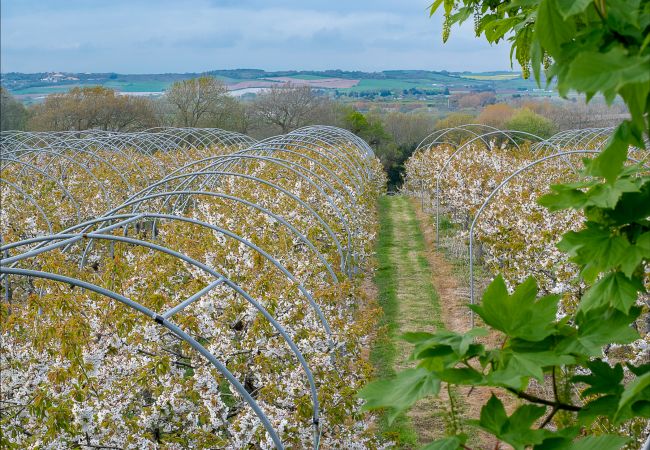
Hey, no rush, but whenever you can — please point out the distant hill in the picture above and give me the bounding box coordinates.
[1,69,551,102]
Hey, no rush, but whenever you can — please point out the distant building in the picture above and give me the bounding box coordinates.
[40,72,79,83]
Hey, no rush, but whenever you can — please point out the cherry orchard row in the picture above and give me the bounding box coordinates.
[403,124,649,362]
[0,127,256,232]
[0,126,387,449]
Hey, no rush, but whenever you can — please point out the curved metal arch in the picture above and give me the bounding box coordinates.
[117,171,347,272]
[1,130,57,153]
[532,128,614,153]
[113,190,339,283]
[20,139,143,188]
[20,211,337,349]
[466,150,650,324]
[159,129,371,199]
[2,225,328,447]
[116,131,193,159]
[286,127,376,181]
[574,128,612,149]
[199,148,359,213]
[14,146,133,198]
[0,157,83,223]
[1,125,379,449]
[192,153,358,222]
[235,142,364,196]
[0,178,54,234]
[296,125,376,159]
[169,154,357,274]
[78,134,169,172]
[416,124,511,152]
[55,136,158,182]
[142,128,249,155]
[7,147,115,212]
[283,127,375,180]
[275,130,370,184]
[433,129,556,246]
[144,127,256,151]
[176,146,359,203]
[0,266,286,449]
[159,129,216,150]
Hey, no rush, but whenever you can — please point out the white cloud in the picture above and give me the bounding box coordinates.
[0,0,513,72]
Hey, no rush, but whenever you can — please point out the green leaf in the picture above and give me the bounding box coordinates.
[578,395,620,425]
[487,360,533,390]
[471,276,558,341]
[403,328,487,358]
[535,0,576,55]
[619,82,650,130]
[605,178,650,225]
[628,362,650,377]
[477,394,508,436]
[566,48,650,100]
[513,350,573,379]
[475,395,548,450]
[569,306,640,355]
[533,427,580,449]
[557,225,631,282]
[585,177,641,208]
[485,17,523,43]
[607,0,641,33]
[567,435,628,450]
[538,184,588,211]
[614,371,650,423]
[429,0,444,16]
[572,360,624,396]
[580,272,643,313]
[620,232,650,277]
[439,367,485,385]
[555,0,593,19]
[585,123,638,183]
[421,436,466,450]
[358,368,440,424]
[488,340,575,389]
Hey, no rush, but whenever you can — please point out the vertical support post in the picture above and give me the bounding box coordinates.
[3,249,10,305]
[435,176,441,248]
[420,179,425,210]
[469,223,475,328]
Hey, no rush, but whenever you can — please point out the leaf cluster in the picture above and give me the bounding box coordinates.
[360,1,650,447]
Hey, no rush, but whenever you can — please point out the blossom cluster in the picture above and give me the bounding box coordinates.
[403,138,647,353]
[1,127,387,449]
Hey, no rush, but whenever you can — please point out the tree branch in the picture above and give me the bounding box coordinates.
[506,387,581,412]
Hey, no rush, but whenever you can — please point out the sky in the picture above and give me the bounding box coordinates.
[1,0,515,73]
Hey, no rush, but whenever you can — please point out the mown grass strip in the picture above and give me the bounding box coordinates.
[370,196,419,446]
[393,197,444,333]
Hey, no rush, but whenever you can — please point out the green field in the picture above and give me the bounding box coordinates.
[11,85,82,95]
[461,73,521,80]
[345,79,441,92]
[13,80,172,95]
[285,74,330,80]
[102,80,172,92]
[5,69,547,100]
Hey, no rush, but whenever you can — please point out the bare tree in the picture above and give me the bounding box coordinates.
[28,86,157,131]
[253,84,321,133]
[165,76,228,127]
[381,111,435,148]
[0,88,28,131]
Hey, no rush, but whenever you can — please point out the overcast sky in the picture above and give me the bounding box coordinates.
[1,0,515,73]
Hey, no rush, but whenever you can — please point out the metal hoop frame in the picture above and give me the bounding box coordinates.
[0,126,379,449]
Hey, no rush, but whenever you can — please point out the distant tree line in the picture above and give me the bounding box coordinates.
[0,76,629,188]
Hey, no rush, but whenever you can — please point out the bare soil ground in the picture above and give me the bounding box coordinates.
[411,198,518,449]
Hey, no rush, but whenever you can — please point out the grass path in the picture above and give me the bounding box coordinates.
[371,195,445,447]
